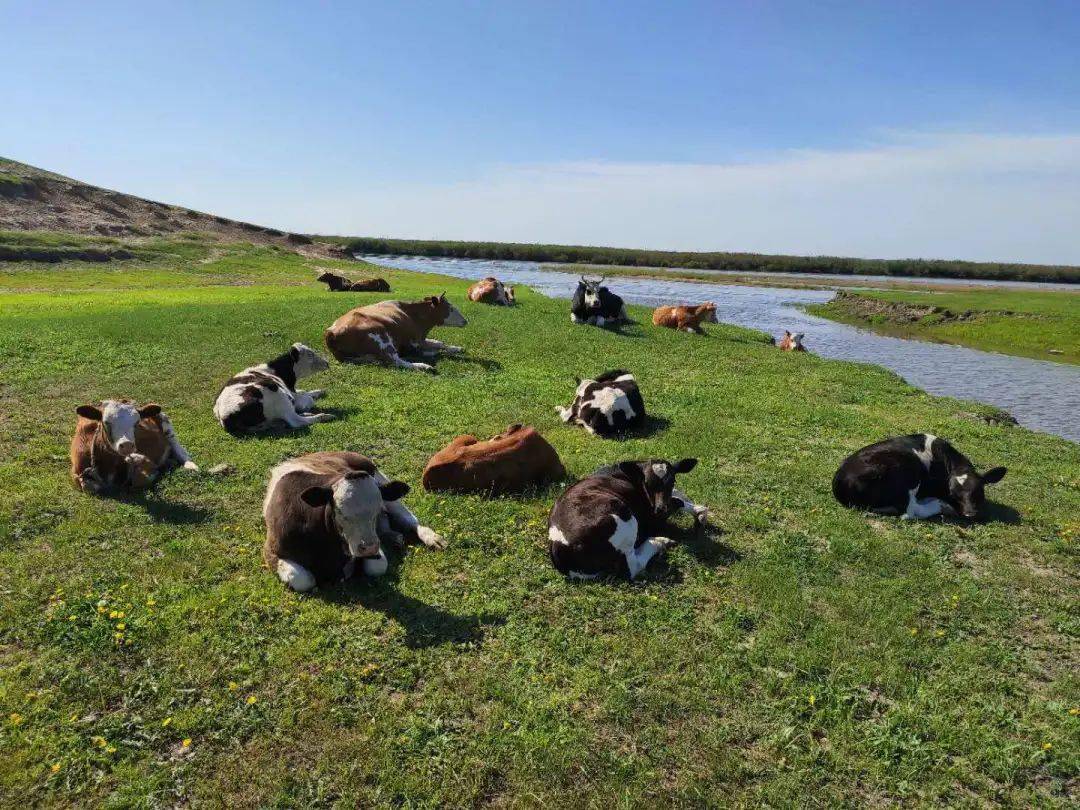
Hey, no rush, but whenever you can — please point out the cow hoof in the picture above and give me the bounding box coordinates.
[182,461,201,472]
[313,413,336,423]
[693,506,709,523]
[653,536,676,552]
[444,345,464,354]
[416,526,447,550]
[308,389,326,399]
[413,363,436,374]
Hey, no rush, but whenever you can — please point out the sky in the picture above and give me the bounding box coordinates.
[2,0,1079,264]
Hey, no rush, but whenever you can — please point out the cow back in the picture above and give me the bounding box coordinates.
[423,425,565,494]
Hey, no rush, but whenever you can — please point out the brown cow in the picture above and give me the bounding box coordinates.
[778,330,806,352]
[467,277,515,306]
[422,424,565,495]
[316,271,391,292]
[324,294,467,372]
[70,400,198,494]
[652,303,719,334]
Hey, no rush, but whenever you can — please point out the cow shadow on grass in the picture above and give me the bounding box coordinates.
[108,491,214,525]
[598,321,645,339]
[611,415,671,440]
[316,567,505,649]
[224,407,362,440]
[941,501,1022,526]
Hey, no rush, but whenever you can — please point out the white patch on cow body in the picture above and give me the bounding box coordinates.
[276,559,316,592]
[549,525,570,546]
[613,373,635,383]
[672,488,709,522]
[913,434,937,469]
[606,514,638,555]
[586,386,635,426]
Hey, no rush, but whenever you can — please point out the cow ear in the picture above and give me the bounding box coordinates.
[138,403,162,419]
[440,291,447,301]
[290,346,300,362]
[673,458,698,473]
[300,486,333,507]
[982,466,1007,484]
[379,480,409,502]
[794,333,805,341]
[77,404,103,421]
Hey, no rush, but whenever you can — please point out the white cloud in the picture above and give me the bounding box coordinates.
[269,133,1080,264]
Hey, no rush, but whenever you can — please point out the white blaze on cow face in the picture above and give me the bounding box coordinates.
[584,286,600,309]
[329,472,385,557]
[292,343,330,378]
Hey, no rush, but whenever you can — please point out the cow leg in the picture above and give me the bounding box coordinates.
[902,487,944,520]
[282,406,335,428]
[376,511,404,546]
[628,537,675,579]
[78,467,106,495]
[571,313,585,324]
[671,488,709,523]
[374,477,445,549]
[292,391,317,412]
[381,342,434,373]
[418,338,463,355]
[276,559,316,592]
[555,405,574,422]
[159,413,199,471]
[606,514,669,579]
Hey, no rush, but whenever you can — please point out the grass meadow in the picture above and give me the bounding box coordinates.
[0,235,1077,806]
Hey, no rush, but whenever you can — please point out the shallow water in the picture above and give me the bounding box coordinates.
[360,255,1080,443]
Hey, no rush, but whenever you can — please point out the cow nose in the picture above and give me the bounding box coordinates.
[117,440,136,455]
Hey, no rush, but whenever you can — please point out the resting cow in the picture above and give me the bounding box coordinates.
[570,276,628,326]
[556,370,645,437]
[778,330,806,352]
[548,458,707,580]
[467,277,515,306]
[317,271,391,292]
[214,343,333,434]
[324,294,467,372]
[263,451,445,592]
[422,424,565,495]
[652,303,719,333]
[70,400,198,494]
[833,433,1006,520]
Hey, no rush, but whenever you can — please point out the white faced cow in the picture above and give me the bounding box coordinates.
[548,458,707,580]
[263,451,446,592]
[214,343,333,434]
[556,370,645,436]
[833,433,1007,520]
[70,400,198,493]
[570,276,628,327]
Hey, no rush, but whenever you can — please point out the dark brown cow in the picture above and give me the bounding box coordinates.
[422,424,565,495]
[652,303,719,333]
[316,271,391,292]
[70,400,198,494]
[324,294,467,372]
[467,277,515,306]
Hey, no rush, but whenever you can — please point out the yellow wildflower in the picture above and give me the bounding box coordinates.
[105,745,116,754]
[162,717,172,727]
[1042,742,1052,751]
[50,763,61,774]
[182,738,192,748]
[935,630,946,638]
[9,713,23,726]
[109,610,119,619]
[116,623,126,631]
[227,681,239,691]
[245,695,257,705]
[909,628,919,636]
[808,694,816,707]
[1069,707,1079,716]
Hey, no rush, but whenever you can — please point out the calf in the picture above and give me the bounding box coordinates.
[833,433,1007,520]
[70,400,198,494]
[556,370,645,437]
[316,271,391,292]
[548,458,707,579]
[652,303,719,333]
[467,277,515,306]
[777,330,806,352]
[570,276,628,326]
[422,424,565,495]
[214,343,333,434]
[324,294,467,372]
[263,451,446,592]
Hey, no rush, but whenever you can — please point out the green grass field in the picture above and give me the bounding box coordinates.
[811,289,1080,365]
[1,236,1077,806]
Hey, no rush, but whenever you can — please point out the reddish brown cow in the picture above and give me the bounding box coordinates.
[467,277,515,306]
[422,424,565,495]
[70,400,198,494]
[324,294,468,372]
[778,330,806,352]
[652,303,719,334]
[316,271,391,292]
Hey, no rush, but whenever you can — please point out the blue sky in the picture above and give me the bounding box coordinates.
[3,1,1079,262]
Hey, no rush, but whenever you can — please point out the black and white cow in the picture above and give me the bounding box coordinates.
[548,458,707,580]
[556,370,645,436]
[832,433,1007,520]
[214,343,334,434]
[570,276,628,327]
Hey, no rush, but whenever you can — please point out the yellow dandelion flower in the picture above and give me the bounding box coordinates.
[109,610,119,619]
[1069,707,1079,716]
[808,694,816,707]
[105,745,116,754]
[116,611,125,619]
[9,713,23,726]
[909,628,919,636]
[68,615,77,621]
[1042,742,1052,751]
[116,623,126,631]
[227,681,239,691]
[162,717,172,727]
[245,695,257,705]
[97,606,106,614]
[935,630,946,638]
[50,763,61,774]
[182,738,192,748]
[69,714,78,723]
[146,598,156,606]
[91,736,106,747]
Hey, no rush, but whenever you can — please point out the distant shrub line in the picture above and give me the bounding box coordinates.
[334,237,1080,283]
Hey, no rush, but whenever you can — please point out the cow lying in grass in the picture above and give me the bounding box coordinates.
[317,271,391,292]
[214,343,333,434]
[778,330,806,352]
[263,451,445,592]
[70,400,198,493]
[324,293,467,373]
[422,424,565,495]
[467,277,515,306]
[571,276,628,327]
[652,303,719,333]
[548,458,707,580]
[833,433,1007,520]
[556,370,645,436]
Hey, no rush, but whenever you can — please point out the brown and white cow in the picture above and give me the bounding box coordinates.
[263,451,445,591]
[652,303,719,334]
[422,424,565,495]
[316,271,391,292]
[467,277,515,306]
[778,330,806,352]
[324,294,467,372]
[70,400,199,494]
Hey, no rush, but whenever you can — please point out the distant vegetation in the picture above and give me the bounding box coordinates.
[333,237,1080,283]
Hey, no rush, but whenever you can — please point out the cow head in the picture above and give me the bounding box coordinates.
[76,400,161,457]
[619,457,699,517]
[698,302,719,323]
[290,343,330,378]
[428,293,467,327]
[315,271,335,283]
[300,471,410,557]
[505,285,516,304]
[580,276,606,309]
[947,466,1007,519]
[780,330,805,350]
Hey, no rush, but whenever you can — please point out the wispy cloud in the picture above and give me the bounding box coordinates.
[288,133,1080,264]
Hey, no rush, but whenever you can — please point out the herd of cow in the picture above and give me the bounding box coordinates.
[69,273,1008,589]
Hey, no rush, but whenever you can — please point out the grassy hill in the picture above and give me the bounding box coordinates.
[0,233,1076,806]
